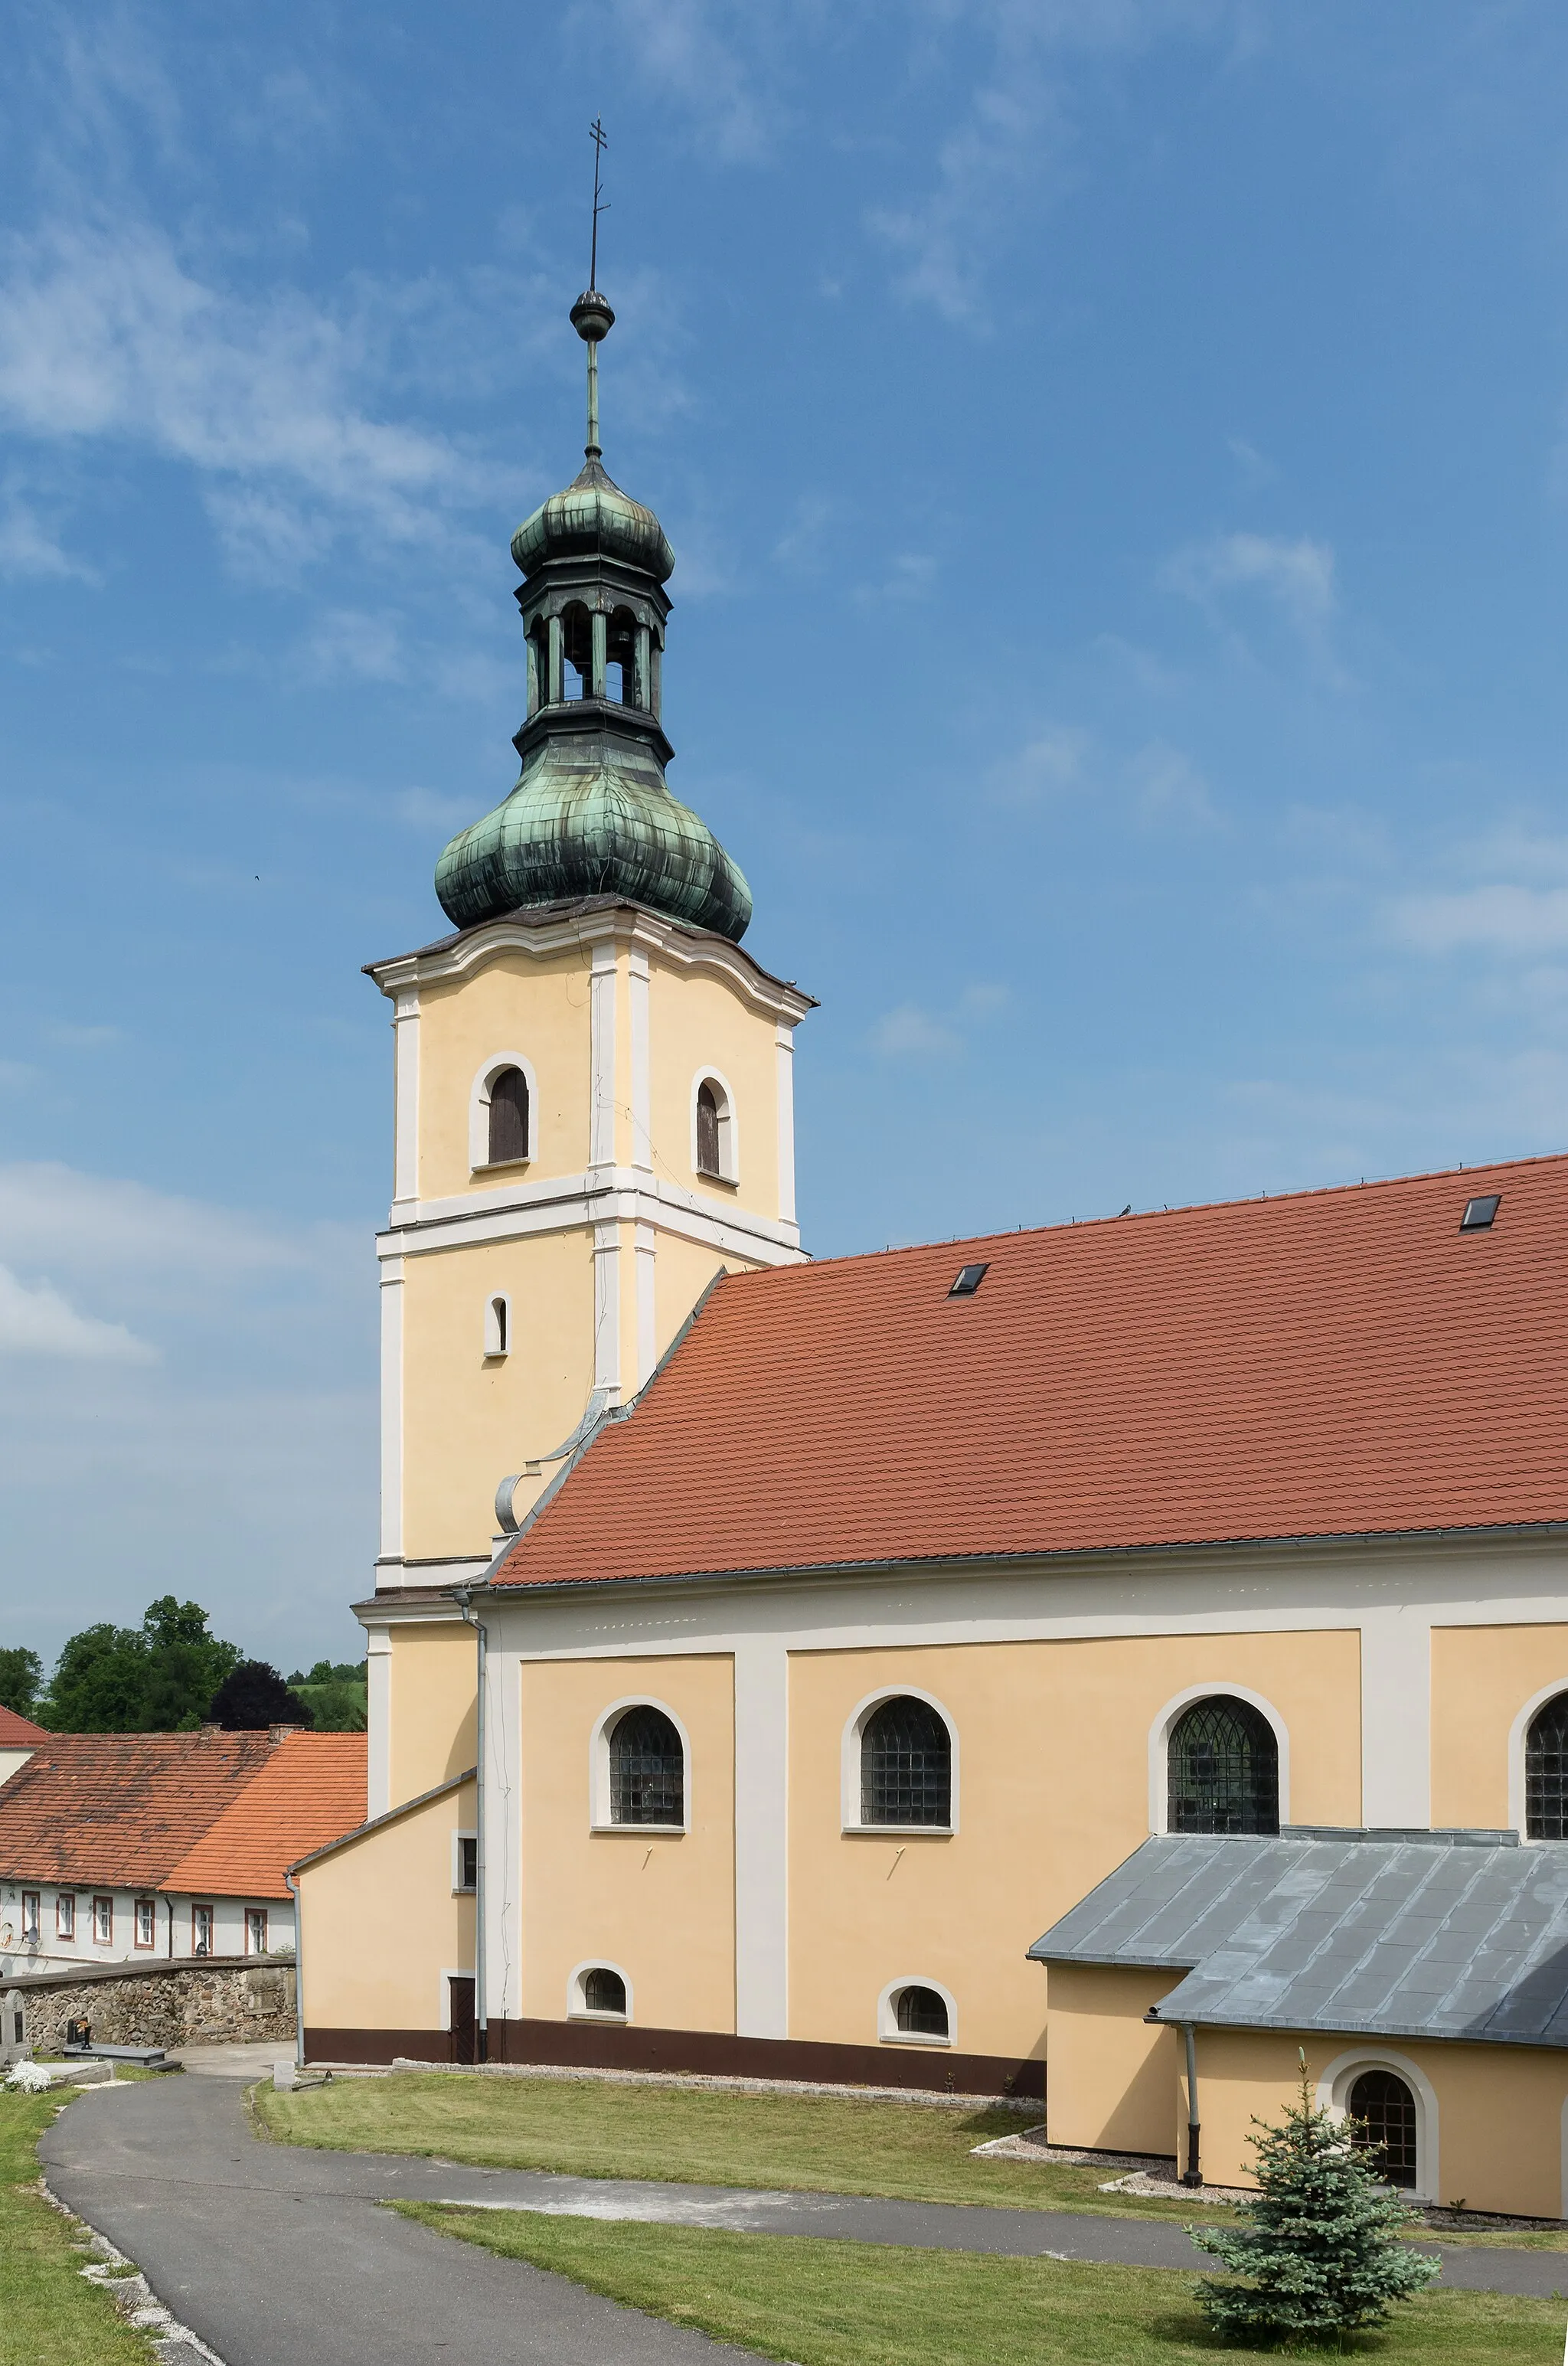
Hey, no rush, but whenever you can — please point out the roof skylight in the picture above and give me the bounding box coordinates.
[949,1263,989,1298]
[1460,1194,1501,1231]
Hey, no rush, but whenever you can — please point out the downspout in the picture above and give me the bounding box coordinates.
[1181,2023,1201,2186]
[454,1589,488,2063]
[285,1871,305,2070]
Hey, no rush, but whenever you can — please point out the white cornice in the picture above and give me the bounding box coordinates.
[376,1168,804,1265]
[366,903,815,1028]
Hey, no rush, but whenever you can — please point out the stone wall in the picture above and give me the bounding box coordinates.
[2,1956,295,2056]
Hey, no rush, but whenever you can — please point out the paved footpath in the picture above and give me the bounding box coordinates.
[40,2072,1568,2366]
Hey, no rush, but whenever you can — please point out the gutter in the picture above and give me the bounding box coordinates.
[1144,2005,1202,2186]
[453,1590,488,2062]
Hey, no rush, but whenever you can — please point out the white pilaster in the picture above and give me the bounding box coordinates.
[392,988,420,1214]
[775,1021,797,1229]
[482,1626,518,2027]
[733,1636,789,2038]
[629,948,652,1173]
[589,941,619,1175]
[378,1256,405,1562]
[366,1627,393,1821]
[635,1221,657,1388]
[1359,1607,1432,1827]
[593,1221,622,1397]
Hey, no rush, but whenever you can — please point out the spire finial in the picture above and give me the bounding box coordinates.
[570,119,615,463]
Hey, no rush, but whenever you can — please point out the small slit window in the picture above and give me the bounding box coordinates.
[609,1704,684,1827]
[484,1294,510,1358]
[1348,2068,1419,2188]
[583,1966,626,2017]
[488,1067,530,1165]
[861,1697,952,1827]
[949,1263,989,1297]
[1168,1696,1280,1835]
[1461,1194,1501,1230]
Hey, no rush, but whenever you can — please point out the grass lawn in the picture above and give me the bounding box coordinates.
[257,2072,1216,2221]
[0,2087,157,2366]
[395,2205,1568,2364]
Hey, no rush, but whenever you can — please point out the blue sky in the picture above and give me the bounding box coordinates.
[3,2,1568,1670]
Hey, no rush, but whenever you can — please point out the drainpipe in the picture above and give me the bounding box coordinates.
[1181,2024,1202,2186]
[454,1589,488,2064]
[285,1871,305,2070]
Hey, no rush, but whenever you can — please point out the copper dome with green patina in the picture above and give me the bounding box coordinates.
[435,287,750,943]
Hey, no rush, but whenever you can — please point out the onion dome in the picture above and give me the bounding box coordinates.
[510,458,674,583]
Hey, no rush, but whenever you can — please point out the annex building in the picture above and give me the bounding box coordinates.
[295,274,1568,2222]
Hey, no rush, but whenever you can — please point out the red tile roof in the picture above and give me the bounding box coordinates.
[162,1733,367,1901]
[0,1733,276,1888]
[495,1153,1568,1588]
[0,1704,46,1743]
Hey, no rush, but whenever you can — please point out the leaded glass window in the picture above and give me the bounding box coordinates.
[609,1705,684,1826]
[583,1966,626,2015]
[1167,1697,1279,1835]
[1348,2069,1418,2189]
[861,1697,951,1827]
[894,1985,949,2038]
[1526,1693,1568,1839]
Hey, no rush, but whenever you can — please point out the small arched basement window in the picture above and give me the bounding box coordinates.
[1167,1696,1279,1835]
[609,1705,684,1827]
[861,1697,952,1828]
[488,1067,530,1165]
[894,1985,949,2039]
[583,1966,626,2016]
[1526,1692,1568,1838]
[1348,2067,1419,2188]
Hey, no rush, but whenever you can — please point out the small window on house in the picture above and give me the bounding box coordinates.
[894,1985,950,2040]
[1460,1194,1501,1231]
[456,1836,478,1894]
[1168,1697,1280,1835]
[949,1263,989,1298]
[488,1067,530,1165]
[21,1891,40,1941]
[134,1897,155,1949]
[861,1698,952,1828]
[56,1893,75,1940]
[694,1077,733,1181]
[11,2008,21,2043]
[245,1907,268,1956]
[93,1896,113,1946]
[191,1903,214,1957]
[583,1966,626,2017]
[1525,1691,1568,1838]
[609,1704,684,1826]
[484,1294,510,1358]
[1348,2068,1419,2189]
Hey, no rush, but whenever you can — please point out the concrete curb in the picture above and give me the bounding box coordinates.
[39,2175,230,2366]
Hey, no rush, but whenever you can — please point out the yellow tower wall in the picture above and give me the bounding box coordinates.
[1430,1620,1568,1830]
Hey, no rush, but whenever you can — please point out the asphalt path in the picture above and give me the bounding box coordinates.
[38,2070,1568,2366]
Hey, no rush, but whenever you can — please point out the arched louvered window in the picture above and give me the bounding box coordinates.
[861,1696,952,1827]
[609,1705,684,1826]
[1167,1696,1279,1835]
[894,1984,949,2038]
[695,1080,721,1178]
[583,1966,626,2016]
[1526,1692,1568,1839]
[1348,2068,1419,2188]
[488,1067,530,1165]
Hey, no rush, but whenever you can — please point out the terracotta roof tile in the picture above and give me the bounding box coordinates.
[0,1704,47,1743]
[0,1733,275,1888]
[162,1734,367,1901]
[495,1153,1568,1588]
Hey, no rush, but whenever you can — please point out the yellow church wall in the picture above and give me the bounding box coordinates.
[651,1234,760,1371]
[646,959,780,1218]
[387,1621,477,1809]
[1430,1622,1568,1829]
[415,947,592,1200]
[400,1229,598,1558]
[517,1654,736,2034]
[297,1776,475,2044]
[1045,1965,1181,2155]
[785,1631,1361,2064]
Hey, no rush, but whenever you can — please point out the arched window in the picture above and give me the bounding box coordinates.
[488,1067,530,1165]
[606,606,639,707]
[1167,1696,1279,1835]
[609,1705,684,1826]
[861,1696,952,1827]
[1348,2068,1419,2188]
[694,1075,734,1181]
[484,1295,509,1358]
[695,1080,721,1176]
[561,601,592,700]
[529,622,550,714]
[894,1984,949,2039]
[1526,1692,1568,1838]
[583,1966,626,2016]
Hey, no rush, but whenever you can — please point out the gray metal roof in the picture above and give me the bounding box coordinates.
[1027,1829,1568,2050]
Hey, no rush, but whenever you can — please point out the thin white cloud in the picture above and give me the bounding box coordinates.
[1165,531,1336,634]
[592,0,776,165]
[0,1161,309,1285]
[991,725,1090,805]
[871,1004,963,1057]
[0,1263,154,1363]
[1129,740,1219,830]
[1387,885,1568,956]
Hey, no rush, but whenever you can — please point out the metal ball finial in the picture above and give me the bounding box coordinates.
[570,290,615,344]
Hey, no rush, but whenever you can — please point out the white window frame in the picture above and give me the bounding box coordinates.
[1317,2047,1439,2204]
[877,1975,958,2049]
[841,1686,959,1835]
[133,1897,155,1950]
[1148,1682,1290,1835]
[568,1958,633,2022]
[56,1892,76,1940]
[452,1829,478,1895]
[690,1068,739,1185]
[92,1894,113,1946]
[483,1292,511,1359]
[469,1053,538,1172]
[21,1891,40,1941]
[590,1696,691,1834]
[1508,1676,1568,1841]
[244,1907,269,1956]
[191,1901,214,1956]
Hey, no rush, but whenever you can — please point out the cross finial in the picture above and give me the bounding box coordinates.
[589,116,609,290]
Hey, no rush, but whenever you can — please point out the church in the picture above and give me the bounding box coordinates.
[293,270,1568,2223]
